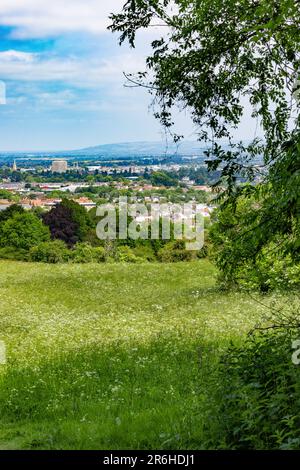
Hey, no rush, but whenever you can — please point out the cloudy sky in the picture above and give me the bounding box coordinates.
[0,1,257,151]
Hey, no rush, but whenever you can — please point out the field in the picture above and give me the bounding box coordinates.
[0,259,276,449]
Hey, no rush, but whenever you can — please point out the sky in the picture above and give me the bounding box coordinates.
[0,1,259,152]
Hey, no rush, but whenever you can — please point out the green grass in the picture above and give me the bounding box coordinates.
[0,259,283,449]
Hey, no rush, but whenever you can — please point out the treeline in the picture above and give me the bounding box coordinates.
[0,201,208,264]
[0,166,219,186]
[74,185,210,204]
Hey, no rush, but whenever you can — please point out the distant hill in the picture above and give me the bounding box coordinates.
[0,140,208,162]
[63,141,206,157]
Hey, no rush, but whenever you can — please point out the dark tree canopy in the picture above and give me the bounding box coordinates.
[43,199,90,247]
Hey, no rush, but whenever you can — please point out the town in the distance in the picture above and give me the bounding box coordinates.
[0,142,221,216]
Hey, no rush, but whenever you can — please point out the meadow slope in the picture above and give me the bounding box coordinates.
[0,260,277,449]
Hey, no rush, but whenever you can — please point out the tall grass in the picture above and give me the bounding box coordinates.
[0,260,286,449]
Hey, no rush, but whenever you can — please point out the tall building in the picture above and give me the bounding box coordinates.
[12,160,17,171]
[51,159,68,174]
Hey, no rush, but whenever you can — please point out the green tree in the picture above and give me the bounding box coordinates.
[0,189,16,201]
[110,0,300,275]
[0,212,50,251]
[150,171,178,187]
[0,204,25,224]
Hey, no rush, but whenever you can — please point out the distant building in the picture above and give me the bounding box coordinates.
[193,185,213,193]
[12,160,17,171]
[0,182,24,191]
[76,197,96,210]
[51,159,68,174]
[181,177,195,187]
[73,162,80,172]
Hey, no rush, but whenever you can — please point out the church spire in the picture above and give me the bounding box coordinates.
[12,160,17,171]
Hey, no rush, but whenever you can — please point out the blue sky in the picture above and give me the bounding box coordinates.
[0,1,258,151]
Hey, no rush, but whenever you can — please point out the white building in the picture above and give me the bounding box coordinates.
[51,159,68,173]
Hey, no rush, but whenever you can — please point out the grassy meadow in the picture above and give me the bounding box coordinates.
[0,259,285,449]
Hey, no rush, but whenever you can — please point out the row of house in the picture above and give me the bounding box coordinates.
[0,197,96,212]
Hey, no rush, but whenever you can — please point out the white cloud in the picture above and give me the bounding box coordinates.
[0,50,36,62]
[0,0,125,38]
[0,2,156,115]
[33,89,148,112]
[0,49,145,88]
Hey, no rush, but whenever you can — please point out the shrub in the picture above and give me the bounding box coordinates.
[246,253,300,292]
[132,244,156,261]
[29,241,70,264]
[208,326,300,449]
[71,243,105,263]
[92,247,106,263]
[0,246,29,261]
[0,212,50,251]
[197,246,208,259]
[209,189,300,292]
[0,204,25,224]
[83,228,105,247]
[157,240,195,262]
[116,246,142,263]
[216,251,300,292]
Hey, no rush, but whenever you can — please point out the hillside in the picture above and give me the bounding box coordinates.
[0,260,283,449]
[67,141,207,157]
[0,141,207,162]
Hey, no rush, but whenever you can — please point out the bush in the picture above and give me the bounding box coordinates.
[0,212,50,250]
[132,244,156,261]
[0,246,29,261]
[116,246,142,263]
[0,204,25,224]
[216,251,300,292]
[197,246,208,259]
[209,190,300,292]
[90,246,106,263]
[157,240,195,262]
[244,253,300,292]
[83,228,105,247]
[71,243,105,263]
[29,241,70,264]
[208,327,300,449]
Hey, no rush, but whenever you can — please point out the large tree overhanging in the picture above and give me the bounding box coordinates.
[109,0,299,174]
[109,0,300,283]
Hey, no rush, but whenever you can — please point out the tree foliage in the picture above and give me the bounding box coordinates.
[110,0,300,281]
[42,199,90,247]
[0,212,50,251]
[110,0,299,153]
[0,204,25,224]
